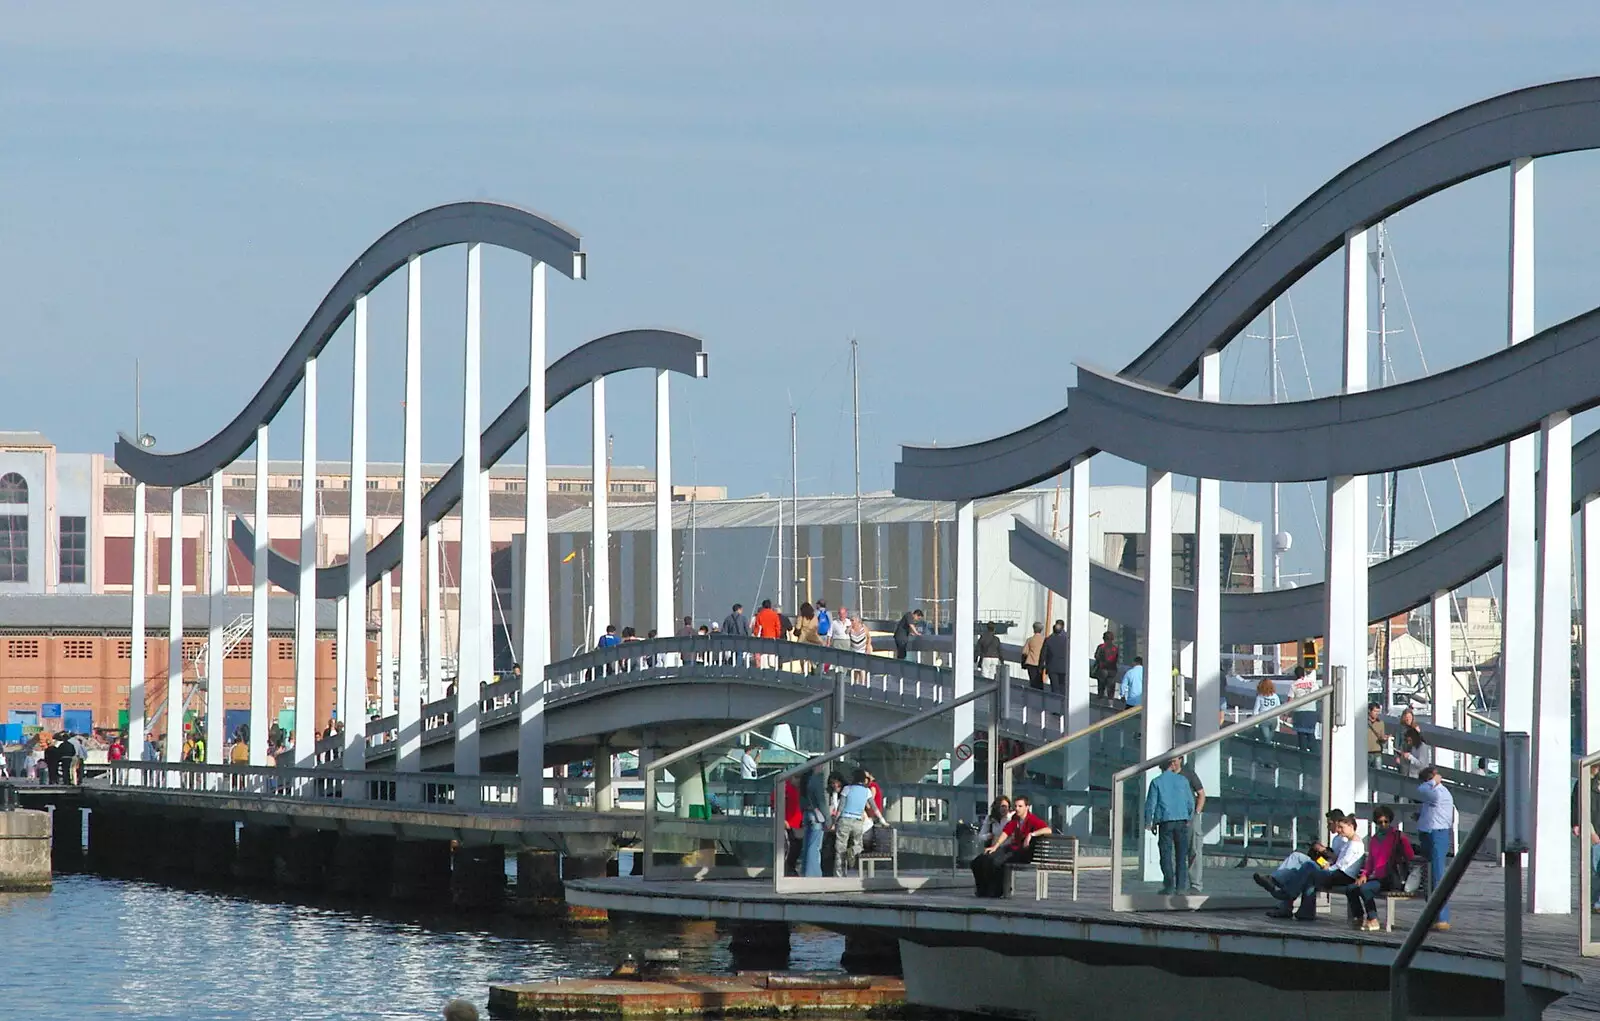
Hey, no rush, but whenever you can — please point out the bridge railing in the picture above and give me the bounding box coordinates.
[1111,682,1336,911]
[103,761,535,813]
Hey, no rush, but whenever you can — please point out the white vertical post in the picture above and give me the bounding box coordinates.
[952,500,977,789]
[1064,457,1092,829]
[1326,226,1369,813]
[452,245,481,775]
[206,472,225,764]
[345,294,369,770]
[166,485,185,763]
[426,520,442,701]
[1143,469,1175,758]
[1430,590,1456,771]
[1141,468,1174,883]
[129,481,147,763]
[591,376,610,645]
[480,469,493,675]
[295,356,318,765]
[380,569,393,717]
[518,261,550,791]
[400,254,426,770]
[1531,409,1572,913]
[250,426,268,764]
[334,594,347,736]
[1501,157,1537,744]
[1584,494,1600,755]
[655,368,674,635]
[1193,350,1223,857]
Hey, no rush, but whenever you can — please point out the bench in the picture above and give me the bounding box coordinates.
[1005,835,1105,901]
[856,826,897,879]
[1374,860,1430,931]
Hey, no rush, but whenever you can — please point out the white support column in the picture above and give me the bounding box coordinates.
[1142,469,1175,760]
[480,469,493,675]
[128,481,147,763]
[1501,159,1537,746]
[205,472,225,763]
[426,520,442,701]
[1584,494,1600,755]
[1430,590,1456,771]
[1326,226,1370,812]
[400,255,425,770]
[249,426,268,764]
[1141,468,1174,883]
[295,356,318,765]
[380,569,393,716]
[344,294,369,770]
[655,368,674,634]
[952,500,977,788]
[1193,350,1223,858]
[334,595,347,733]
[1064,457,1092,830]
[518,260,550,790]
[1531,409,1572,913]
[166,486,184,763]
[452,245,481,775]
[591,376,610,645]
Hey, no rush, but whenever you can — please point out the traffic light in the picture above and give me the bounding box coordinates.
[1299,639,1318,673]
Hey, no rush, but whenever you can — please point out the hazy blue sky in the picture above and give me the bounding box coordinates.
[6,4,1600,583]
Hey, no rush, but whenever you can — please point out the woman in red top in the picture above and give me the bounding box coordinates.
[1345,805,1415,930]
[770,777,804,874]
[970,795,1052,897]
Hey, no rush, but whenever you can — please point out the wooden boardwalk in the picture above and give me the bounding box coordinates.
[572,862,1600,1019]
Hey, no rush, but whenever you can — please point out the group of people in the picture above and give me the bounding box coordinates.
[1366,704,1434,777]
[777,763,888,877]
[1252,767,1456,930]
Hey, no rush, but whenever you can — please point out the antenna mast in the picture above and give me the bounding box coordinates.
[790,410,800,608]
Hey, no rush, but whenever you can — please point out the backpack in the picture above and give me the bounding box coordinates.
[817,608,831,637]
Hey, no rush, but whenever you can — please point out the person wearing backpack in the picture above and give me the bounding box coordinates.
[1092,630,1120,699]
[1345,804,1415,930]
[815,600,832,640]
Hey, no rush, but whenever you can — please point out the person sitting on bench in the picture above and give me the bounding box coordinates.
[1253,809,1348,894]
[1259,813,1364,920]
[970,795,1051,898]
[1344,804,1416,930]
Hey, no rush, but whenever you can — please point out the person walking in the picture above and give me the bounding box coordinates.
[1020,622,1045,690]
[893,609,923,660]
[1253,676,1283,742]
[815,600,832,643]
[1414,767,1455,930]
[975,622,1003,680]
[1144,757,1196,895]
[722,603,750,636]
[1119,657,1145,707]
[1040,620,1068,694]
[1093,629,1121,700]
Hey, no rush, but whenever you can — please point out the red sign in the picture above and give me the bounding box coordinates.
[954,743,973,762]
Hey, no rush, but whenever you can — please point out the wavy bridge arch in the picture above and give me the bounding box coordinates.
[231,327,707,597]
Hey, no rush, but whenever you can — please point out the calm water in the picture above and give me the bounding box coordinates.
[0,872,844,1020]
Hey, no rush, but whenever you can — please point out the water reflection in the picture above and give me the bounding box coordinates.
[0,874,843,1021]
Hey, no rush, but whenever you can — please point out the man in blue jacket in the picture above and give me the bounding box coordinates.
[1144,756,1196,895]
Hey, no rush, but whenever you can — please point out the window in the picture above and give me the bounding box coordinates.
[229,476,251,488]
[315,478,326,490]
[275,640,295,661]
[59,515,86,584]
[366,480,380,490]
[502,480,526,493]
[227,639,251,660]
[0,514,26,583]
[286,478,302,490]
[62,639,95,660]
[0,473,27,504]
[115,639,134,659]
[8,639,39,659]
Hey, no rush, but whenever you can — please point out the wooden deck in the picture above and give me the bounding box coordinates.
[570,862,1599,1020]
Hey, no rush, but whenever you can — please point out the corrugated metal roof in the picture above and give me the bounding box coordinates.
[549,492,1044,533]
[206,460,658,481]
[0,594,342,634]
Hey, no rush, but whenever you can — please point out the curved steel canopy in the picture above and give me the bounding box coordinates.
[1068,305,1600,482]
[115,201,585,489]
[234,328,707,598]
[1006,418,1600,643]
[895,77,1600,501]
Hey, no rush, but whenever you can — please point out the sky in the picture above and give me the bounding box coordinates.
[6,3,1600,585]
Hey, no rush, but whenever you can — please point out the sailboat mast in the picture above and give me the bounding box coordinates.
[851,338,864,613]
[1377,223,1396,705]
[1267,250,1282,675]
[791,410,800,609]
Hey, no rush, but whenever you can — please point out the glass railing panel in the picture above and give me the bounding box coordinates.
[1112,687,1331,911]
[1005,708,1143,845]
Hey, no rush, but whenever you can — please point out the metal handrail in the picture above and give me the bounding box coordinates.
[770,677,1004,892]
[1580,748,1600,957]
[1111,683,1334,911]
[1389,783,1504,1021]
[1463,707,1500,731]
[1002,705,1142,798]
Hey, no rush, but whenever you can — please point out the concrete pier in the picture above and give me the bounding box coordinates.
[327,834,394,899]
[49,803,83,868]
[390,839,451,903]
[726,920,791,971]
[452,844,506,909]
[0,809,52,891]
[562,852,611,925]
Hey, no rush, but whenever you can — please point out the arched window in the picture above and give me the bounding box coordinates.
[0,473,27,504]
[0,473,27,582]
